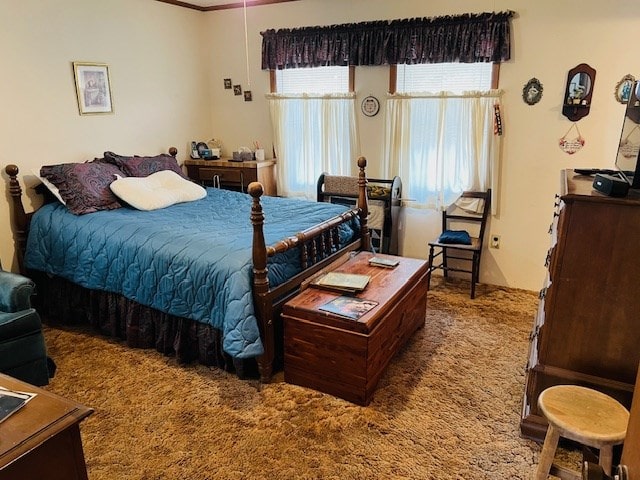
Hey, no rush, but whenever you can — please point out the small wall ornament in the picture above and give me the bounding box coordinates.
[614,74,635,104]
[559,123,585,155]
[522,78,543,105]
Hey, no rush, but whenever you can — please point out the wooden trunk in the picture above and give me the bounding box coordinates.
[282,252,428,405]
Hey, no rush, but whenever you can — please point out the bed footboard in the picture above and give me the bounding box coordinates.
[250,156,370,382]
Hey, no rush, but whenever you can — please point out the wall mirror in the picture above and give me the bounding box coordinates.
[616,81,640,189]
[562,63,596,121]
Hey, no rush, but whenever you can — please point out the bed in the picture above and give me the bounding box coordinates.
[5,150,371,381]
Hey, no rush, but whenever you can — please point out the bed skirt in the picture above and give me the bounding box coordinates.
[29,271,259,379]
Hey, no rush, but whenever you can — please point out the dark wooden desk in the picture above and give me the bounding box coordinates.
[0,374,93,480]
[282,252,428,405]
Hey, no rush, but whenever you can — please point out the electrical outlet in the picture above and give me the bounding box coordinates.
[490,235,501,249]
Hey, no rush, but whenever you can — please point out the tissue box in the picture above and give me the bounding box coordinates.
[232,151,253,162]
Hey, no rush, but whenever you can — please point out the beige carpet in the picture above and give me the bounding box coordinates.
[42,278,578,480]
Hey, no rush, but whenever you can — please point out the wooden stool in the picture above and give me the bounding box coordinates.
[535,385,629,480]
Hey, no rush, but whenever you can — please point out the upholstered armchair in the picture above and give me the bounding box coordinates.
[0,268,53,386]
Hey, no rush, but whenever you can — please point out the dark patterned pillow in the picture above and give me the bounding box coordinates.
[103,151,186,178]
[40,162,126,215]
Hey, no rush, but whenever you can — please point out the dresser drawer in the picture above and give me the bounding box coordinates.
[198,167,244,185]
[185,159,277,196]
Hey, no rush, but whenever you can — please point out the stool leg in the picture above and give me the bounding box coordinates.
[598,446,613,476]
[536,425,560,480]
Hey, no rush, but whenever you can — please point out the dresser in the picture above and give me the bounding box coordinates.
[520,170,640,442]
[0,373,93,479]
[184,158,277,196]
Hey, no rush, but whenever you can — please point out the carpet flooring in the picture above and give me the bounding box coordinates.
[41,278,579,479]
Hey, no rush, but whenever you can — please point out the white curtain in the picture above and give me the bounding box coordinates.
[382,90,502,212]
[267,93,359,199]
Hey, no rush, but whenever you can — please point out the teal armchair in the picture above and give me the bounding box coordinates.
[0,269,53,386]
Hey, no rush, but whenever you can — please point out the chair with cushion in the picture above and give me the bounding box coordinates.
[0,266,53,386]
[426,189,491,299]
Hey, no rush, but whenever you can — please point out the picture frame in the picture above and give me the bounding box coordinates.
[233,84,242,96]
[614,74,635,104]
[73,62,113,115]
[244,90,252,102]
[522,77,543,106]
[224,78,232,89]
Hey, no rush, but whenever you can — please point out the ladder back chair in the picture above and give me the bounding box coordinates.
[427,189,491,299]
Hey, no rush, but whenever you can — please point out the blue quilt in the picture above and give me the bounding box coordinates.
[25,188,359,359]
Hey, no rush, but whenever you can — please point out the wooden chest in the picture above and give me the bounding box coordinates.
[282,252,428,405]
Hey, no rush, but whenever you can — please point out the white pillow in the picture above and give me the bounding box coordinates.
[32,168,66,205]
[109,170,206,211]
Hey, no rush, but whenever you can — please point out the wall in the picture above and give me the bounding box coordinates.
[2,0,640,292]
[204,0,640,291]
[0,0,211,270]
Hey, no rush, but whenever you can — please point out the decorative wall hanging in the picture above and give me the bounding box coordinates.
[224,78,232,89]
[614,74,635,104]
[558,123,585,155]
[244,91,252,102]
[233,85,242,96]
[72,62,113,115]
[361,95,380,117]
[493,103,503,135]
[522,78,543,105]
[562,63,596,121]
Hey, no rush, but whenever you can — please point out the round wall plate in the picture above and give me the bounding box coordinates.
[361,95,380,117]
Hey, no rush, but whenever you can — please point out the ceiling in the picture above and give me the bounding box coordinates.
[156,0,299,11]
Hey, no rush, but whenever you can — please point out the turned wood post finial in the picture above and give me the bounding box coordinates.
[168,146,178,157]
[356,156,370,251]
[5,164,29,273]
[249,181,269,292]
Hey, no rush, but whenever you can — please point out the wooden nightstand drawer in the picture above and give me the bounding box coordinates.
[185,158,277,196]
[199,167,244,185]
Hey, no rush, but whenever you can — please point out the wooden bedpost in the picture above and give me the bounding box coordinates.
[357,156,371,252]
[248,181,274,382]
[5,165,30,274]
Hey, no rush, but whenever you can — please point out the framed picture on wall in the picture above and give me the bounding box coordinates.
[72,62,114,115]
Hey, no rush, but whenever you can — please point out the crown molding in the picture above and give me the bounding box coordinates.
[155,0,298,11]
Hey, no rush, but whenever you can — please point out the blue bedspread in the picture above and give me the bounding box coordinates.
[25,188,359,358]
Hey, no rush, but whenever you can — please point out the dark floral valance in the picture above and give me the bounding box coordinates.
[261,11,514,70]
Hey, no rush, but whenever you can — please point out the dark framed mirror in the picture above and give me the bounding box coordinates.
[562,63,596,121]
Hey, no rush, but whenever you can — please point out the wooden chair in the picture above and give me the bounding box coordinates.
[317,173,402,254]
[426,189,491,299]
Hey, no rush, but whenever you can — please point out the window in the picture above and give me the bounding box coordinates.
[395,62,494,93]
[267,66,358,199]
[275,66,351,94]
[384,63,501,211]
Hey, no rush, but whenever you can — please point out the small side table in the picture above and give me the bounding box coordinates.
[0,373,93,480]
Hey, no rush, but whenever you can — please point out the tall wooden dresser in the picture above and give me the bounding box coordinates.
[521,170,640,442]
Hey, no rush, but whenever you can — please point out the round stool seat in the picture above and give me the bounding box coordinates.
[535,385,629,480]
[538,385,629,446]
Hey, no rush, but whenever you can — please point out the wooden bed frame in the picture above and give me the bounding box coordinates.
[4,152,371,382]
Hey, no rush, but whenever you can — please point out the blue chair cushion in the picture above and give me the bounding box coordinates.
[437,230,472,245]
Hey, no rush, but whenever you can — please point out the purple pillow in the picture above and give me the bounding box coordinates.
[40,162,126,215]
[104,151,186,178]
